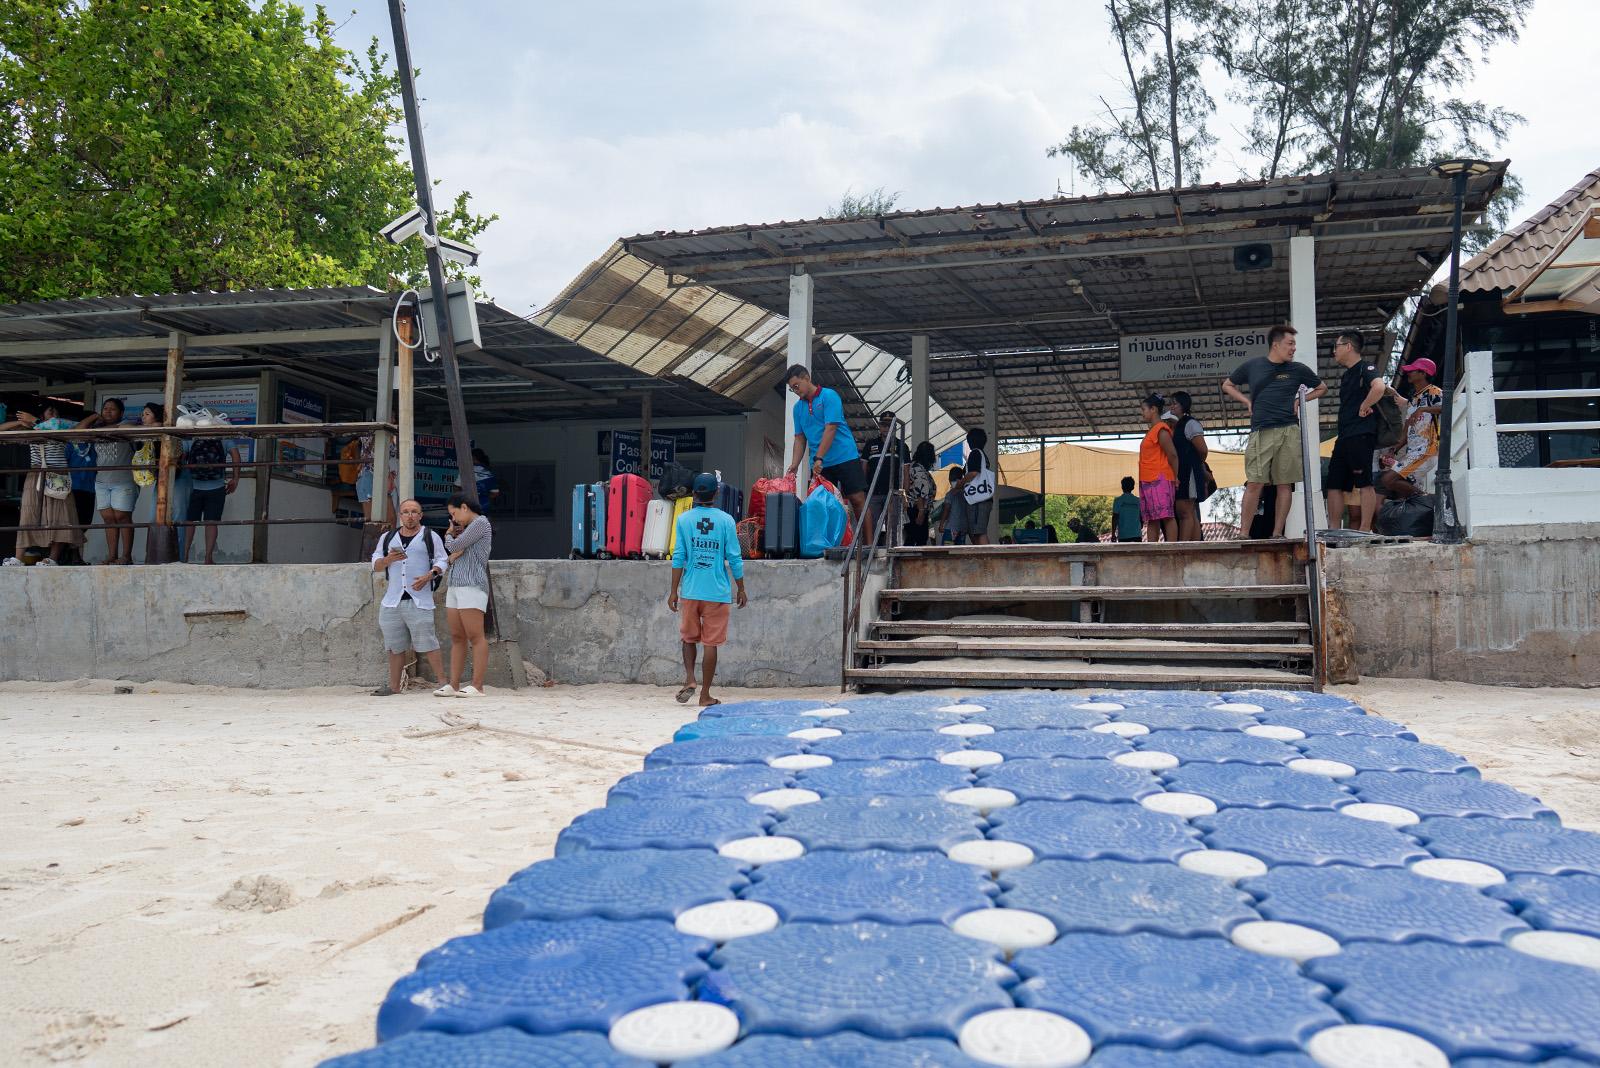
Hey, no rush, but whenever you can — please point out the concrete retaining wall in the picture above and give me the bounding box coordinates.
[1322,531,1600,687]
[0,560,843,689]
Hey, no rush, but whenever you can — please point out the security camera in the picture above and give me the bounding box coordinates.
[437,236,481,268]
[381,206,427,245]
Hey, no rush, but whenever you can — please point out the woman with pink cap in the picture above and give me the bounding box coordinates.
[1378,358,1444,499]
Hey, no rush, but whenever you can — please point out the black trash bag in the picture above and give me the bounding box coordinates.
[1376,493,1435,537]
[657,462,698,499]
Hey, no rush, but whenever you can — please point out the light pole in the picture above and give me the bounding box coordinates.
[1428,158,1493,544]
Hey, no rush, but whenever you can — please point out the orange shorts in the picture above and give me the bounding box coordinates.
[679,599,731,647]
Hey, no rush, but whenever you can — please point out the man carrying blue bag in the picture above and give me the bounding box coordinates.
[668,473,748,708]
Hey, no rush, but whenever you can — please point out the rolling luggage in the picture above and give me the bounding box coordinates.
[664,495,694,557]
[641,499,673,559]
[569,481,608,558]
[606,473,652,558]
[658,462,698,500]
[715,483,742,519]
[763,491,799,559]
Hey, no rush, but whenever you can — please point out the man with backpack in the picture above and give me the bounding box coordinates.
[1325,330,1393,532]
[183,435,242,564]
[370,499,450,696]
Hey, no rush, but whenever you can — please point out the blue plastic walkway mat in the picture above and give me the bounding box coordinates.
[337,689,1600,1067]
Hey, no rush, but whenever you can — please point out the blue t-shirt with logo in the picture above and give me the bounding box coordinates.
[671,505,744,603]
[792,386,859,467]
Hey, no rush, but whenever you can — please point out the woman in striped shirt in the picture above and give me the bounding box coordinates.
[1,403,87,564]
[437,493,494,698]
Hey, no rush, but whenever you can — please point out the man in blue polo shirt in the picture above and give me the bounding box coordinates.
[668,473,748,708]
[784,363,867,524]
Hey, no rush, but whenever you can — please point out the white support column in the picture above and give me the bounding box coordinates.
[371,327,394,525]
[1463,349,1498,470]
[984,369,1000,542]
[784,269,814,494]
[910,333,930,448]
[1287,233,1325,535]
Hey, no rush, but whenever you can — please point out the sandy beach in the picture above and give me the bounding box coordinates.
[1,677,1595,1066]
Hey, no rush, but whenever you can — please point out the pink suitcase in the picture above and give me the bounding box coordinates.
[605,473,652,558]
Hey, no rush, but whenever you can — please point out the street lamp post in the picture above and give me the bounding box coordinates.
[1429,158,1493,545]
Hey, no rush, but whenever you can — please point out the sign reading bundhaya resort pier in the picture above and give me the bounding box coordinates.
[1119,328,1270,383]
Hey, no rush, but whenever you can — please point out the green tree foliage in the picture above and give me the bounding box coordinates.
[826,186,902,219]
[1003,494,1116,542]
[0,0,495,303]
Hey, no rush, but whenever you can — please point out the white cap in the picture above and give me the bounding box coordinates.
[942,787,1019,815]
[718,836,804,864]
[1213,702,1265,714]
[787,726,842,740]
[675,900,780,943]
[1509,929,1600,970]
[609,1001,740,1062]
[1408,857,1505,886]
[940,722,997,737]
[1288,758,1356,778]
[1092,721,1149,737]
[1246,724,1306,741]
[1114,750,1179,770]
[1178,849,1268,882]
[1230,920,1341,962]
[747,788,821,810]
[1338,802,1419,826]
[768,753,832,770]
[958,1007,1092,1068]
[951,909,1058,955]
[947,839,1036,874]
[1075,702,1125,712]
[1140,792,1218,818]
[1306,1024,1449,1068]
[940,749,1005,768]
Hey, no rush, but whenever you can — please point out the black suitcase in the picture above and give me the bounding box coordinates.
[763,492,799,559]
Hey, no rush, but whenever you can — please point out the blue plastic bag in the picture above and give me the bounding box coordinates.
[799,483,847,558]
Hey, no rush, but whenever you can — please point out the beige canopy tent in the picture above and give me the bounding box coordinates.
[930,439,1248,498]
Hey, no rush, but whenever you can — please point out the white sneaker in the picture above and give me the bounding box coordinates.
[432,684,458,697]
[37,559,57,566]
[2,557,21,567]
[454,685,483,698]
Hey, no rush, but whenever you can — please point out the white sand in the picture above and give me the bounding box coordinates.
[0,677,1594,1065]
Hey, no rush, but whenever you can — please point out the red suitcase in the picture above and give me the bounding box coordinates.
[605,473,652,558]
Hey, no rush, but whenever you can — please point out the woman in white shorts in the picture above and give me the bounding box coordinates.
[437,493,493,698]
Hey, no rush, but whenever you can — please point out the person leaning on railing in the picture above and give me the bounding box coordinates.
[0,403,86,565]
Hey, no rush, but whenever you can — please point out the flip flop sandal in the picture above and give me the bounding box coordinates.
[675,685,696,704]
[699,697,722,708]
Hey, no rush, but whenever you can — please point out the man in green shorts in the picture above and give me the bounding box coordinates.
[1222,324,1326,538]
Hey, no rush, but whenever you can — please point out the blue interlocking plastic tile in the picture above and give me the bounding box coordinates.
[1489,872,1600,936]
[1222,690,1365,714]
[607,763,790,803]
[686,1033,984,1067]
[674,715,824,741]
[979,757,1161,803]
[1013,931,1342,1051]
[375,917,712,1041]
[832,694,971,713]
[1085,1045,1316,1066]
[321,1028,650,1067]
[985,728,1130,759]
[970,706,1110,730]
[697,699,842,718]
[1094,690,1222,708]
[745,847,996,924]
[988,800,1203,862]
[971,690,1093,712]
[1413,816,1600,875]
[1161,763,1354,811]
[1135,730,1299,765]
[774,796,984,852]
[1453,1059,1595,1068]
[700,921,1015,1039]
[554,799,771,854]
[809,730,965,762]
[828,708,964,732]
[1111,706,1256,731]
[644,735,807,767]
[1195,808,1429,868]
[1307,941,1600,1061]
[1296,735,1475,775]
[482,848,748,928]
[1000,858,1257,937]
[1242,863,1527,943]
[1252,708,1417,739]
[1348,769,1556,821]
[794,758,972,797]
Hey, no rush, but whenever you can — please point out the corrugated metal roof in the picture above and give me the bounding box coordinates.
[1461,168,1600,298]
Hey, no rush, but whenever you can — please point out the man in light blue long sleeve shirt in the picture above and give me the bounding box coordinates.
[668,473,747,707]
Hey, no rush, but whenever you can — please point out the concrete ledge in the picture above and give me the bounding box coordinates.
[0,560,843,690]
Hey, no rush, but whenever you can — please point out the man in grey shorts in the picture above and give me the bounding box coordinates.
[370,498,449,695]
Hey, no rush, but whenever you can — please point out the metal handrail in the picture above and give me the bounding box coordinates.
[1296,386,1324,688]
[839,416,906,688]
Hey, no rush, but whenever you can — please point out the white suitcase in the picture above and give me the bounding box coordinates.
[640,499,672,559]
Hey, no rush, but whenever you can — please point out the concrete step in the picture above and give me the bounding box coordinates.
[870,619,1311,640]
[845,656,1316,691]
[889,537,1303,558]
[882,584,1309,603]
[856,637,1314,662]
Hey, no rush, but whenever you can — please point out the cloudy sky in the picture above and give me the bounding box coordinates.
[335,0,1594,315]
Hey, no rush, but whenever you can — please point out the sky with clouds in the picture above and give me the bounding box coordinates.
[334,0,1595,316]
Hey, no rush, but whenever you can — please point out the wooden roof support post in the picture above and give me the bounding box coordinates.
[639,388,653,481]
[984,364,999,542]
[911,333,929,449]
[397,312,417,504]
[371,326,394,526]
[150,330,185,562]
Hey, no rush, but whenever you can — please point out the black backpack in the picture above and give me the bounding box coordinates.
[380,527,445,590]
[1374,394,1405,448]
[187,437,227,481]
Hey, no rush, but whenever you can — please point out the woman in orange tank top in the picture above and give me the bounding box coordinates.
[1138,395,1179,542]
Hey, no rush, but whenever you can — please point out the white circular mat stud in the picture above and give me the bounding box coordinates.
[805,707,850,718]
[1092,721,1149,737]
[1213,702,1265,714]
[1287,758,1356,778]
[1246,723,1306,741]
[951,908,1058,955]
[1074,702,1125,712]
[1178,849,1268,882]
[1114,750,1179,770]
[1306,1024,1449,1068]
[938,703,988,714]
[1408,857,1505,886]
[717,835,804,864]
[940,722,996,737]
[1140,792,1218,818]
[942,787,1019,815]
[940,749,1004,768]
[1509,929,1600,970]
[747,788,820,810]
[768,753,831,770]
[1338,801,1419,826]
[675,900,780,943]
[958,1007,1093,1068]
[947,839,1036,874]
[787,726,842,741]
[608,1000,740,1062]
[1230,920,1341,962]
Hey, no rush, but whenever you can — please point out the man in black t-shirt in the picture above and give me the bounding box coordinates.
[1222,324,1327,538]
[1326,330,1388,531]
[863,411,910,538]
